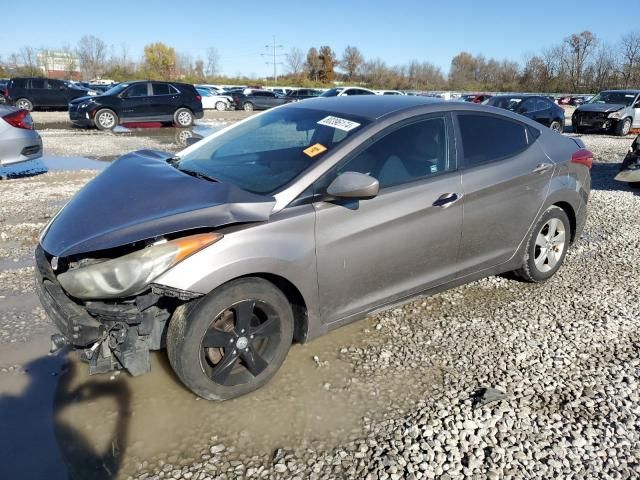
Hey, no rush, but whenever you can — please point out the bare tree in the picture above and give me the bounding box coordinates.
[620,31,640,87]
[205,47,220,77]
[14,46,40,76]
[285,47,304,76]
[563,31,597,91]
[341,45,364,80]
[77,35,107,80]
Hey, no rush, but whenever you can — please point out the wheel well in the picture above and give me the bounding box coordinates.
[242,273,308,344]
[553,201,576,243]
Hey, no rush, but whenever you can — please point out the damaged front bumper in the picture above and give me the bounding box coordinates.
[35,245,200,376]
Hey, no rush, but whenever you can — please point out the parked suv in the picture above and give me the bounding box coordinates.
[69,81,204,130]
[6,77,96,111]
[572,90,640,136]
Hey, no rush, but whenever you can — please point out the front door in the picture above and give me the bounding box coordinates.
[28,78,48,107]
[120,83,151,120]
[455,112,554,275]
[314,114,463,324]
[150,83,180,121]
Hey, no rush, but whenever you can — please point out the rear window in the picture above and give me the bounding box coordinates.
[457,114,530,167]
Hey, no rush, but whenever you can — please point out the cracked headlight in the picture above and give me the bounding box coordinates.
[57,233,222,299]
[608,110,625,119]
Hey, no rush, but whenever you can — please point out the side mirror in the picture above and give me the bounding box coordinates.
[327,172,379,200]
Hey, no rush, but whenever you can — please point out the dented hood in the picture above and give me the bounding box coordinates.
[41,150,275,257]
[576,103,626,113]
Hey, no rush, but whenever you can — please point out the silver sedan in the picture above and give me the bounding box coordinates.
[0,105,42,166]
[36,96,592,400]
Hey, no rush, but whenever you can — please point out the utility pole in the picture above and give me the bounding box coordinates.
[262,35,284,83]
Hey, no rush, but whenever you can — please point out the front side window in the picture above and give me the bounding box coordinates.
[30,79,45,89]
[46,79,63,89]
[334,116,451,189]
[177,107,369,194]
[125,83,148,98]
[457,114,529,167]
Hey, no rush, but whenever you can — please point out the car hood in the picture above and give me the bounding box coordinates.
[41,150,276,257]
[69,95,94,105]
[576,103,626,113]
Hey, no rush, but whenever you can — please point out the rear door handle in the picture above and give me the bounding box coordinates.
[432,192,461,208]
[533,162,553,173]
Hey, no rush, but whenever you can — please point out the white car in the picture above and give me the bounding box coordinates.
[196,88,232,111]
[319,87,376,97]
[375,90,405,96]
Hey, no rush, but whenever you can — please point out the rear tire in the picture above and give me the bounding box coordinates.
[94,109,118,130]
[174,108,194,127]
[550,120,563,133]
[514,206,571,283]
[167,278,294,401]
[15,98,33,111]
[242,102,254,111]
[215,101,226,111]
[614,118,632,136]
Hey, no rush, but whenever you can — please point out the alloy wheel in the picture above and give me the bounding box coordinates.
[534,218,566,273]
[97,111,115,129]
[177,111,192,126]
[199,299,281,386]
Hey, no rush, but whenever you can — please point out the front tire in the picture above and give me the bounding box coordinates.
[242,102,254,111]
[614,118,632,136]
[15,98,33,111]
[94,109,118,130]
[550,120,563,133]
[174,108,194,127]
[167,278,294,401]
[215,101,226,111]
[514,206,571,283]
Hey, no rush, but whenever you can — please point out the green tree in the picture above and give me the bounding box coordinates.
[143,42,176,79]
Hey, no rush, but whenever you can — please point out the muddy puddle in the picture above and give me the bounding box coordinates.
[1,315,437,479]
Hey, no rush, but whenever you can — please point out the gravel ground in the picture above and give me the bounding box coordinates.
[1,124,639,479]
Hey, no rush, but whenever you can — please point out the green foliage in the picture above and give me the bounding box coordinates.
[143,42,177,79]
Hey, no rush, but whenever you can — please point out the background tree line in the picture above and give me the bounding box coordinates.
[2,30,640,93]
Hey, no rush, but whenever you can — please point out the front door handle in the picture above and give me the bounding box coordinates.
[533,162,553,173]
[432,192,461,208]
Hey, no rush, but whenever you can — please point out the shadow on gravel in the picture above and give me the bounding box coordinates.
[0,352,131,480]
[591,162,640,196]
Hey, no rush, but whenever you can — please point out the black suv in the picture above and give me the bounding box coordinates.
[6,77,95,111]
[69,81,204,130]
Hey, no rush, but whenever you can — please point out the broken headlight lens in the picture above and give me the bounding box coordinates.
[57,233,222,299]
[608,110,624,119]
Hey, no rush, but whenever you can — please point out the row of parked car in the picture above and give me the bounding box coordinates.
[1,76,639,135]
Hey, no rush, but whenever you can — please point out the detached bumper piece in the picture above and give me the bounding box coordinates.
[35,246,200,376]
[615,135,640,183]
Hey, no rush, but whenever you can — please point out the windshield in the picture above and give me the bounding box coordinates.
[197,88,212,97]
[177,107,370,194]
[588,91,638,106]
[102,83,128,96]
[319,88,344,97]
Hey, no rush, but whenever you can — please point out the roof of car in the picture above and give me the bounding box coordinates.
[602,89,640,94]
[287,95,444,120]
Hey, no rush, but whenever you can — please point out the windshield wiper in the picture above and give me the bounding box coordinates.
[178,168,219,183]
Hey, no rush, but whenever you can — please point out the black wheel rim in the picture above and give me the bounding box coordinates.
[199,299,281,387]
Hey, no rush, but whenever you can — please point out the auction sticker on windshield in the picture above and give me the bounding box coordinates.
[318,116,361,132]
[303,143,328,157]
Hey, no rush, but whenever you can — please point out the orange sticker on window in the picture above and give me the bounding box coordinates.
[303,143,328,158]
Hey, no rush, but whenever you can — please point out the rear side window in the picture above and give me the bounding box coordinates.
[151,83,177,96]
[536,99,551,110]
[11,79,27,88]
[457,114,529,167]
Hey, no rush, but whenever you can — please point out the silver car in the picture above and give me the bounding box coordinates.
[0,105,42,166]
[572,90,640,136]
[35,96,592,400]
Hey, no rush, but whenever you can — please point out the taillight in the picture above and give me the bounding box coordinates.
[3,109,34,130]
[195,95,202,102]
[571,148,593,169]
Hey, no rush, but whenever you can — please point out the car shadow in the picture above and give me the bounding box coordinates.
[0,352,131,480]
[590,161,640,195]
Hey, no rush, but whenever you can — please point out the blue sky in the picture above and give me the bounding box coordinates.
[2,0,636,77]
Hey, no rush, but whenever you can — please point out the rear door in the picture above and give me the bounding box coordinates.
[150,83,180,121]
[314,114,463,323]
[28,78,48,107]
[120,83,151,120]
[455,112,553,275]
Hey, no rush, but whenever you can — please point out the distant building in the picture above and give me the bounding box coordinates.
[37,50,81,80]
